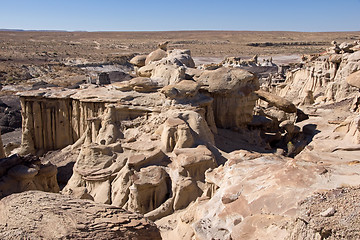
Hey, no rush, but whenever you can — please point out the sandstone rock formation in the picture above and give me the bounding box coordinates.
[12,41,360,239]
[0,191,161,240]
[275,41,360,105]
[195,67,259,128]
[0,154,59,198]
[16,44,261,227]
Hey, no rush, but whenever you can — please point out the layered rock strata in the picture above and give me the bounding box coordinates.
[0,191,161,240]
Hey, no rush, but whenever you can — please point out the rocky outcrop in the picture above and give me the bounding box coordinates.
[157,146,360,239]
[277,41,360,104]
[0,154,59,198]
[17,45,260,230]
[0,191,161,240]
[61,105,217,220]
[195,67,259,128]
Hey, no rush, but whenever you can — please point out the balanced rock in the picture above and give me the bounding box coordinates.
[195,67,260,128]
[196,67,258,94]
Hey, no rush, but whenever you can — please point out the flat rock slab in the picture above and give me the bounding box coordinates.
[0,191,161,240]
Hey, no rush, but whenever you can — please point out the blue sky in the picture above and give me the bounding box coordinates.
[1,0,360,32]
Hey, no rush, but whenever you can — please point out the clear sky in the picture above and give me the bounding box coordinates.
[1,0,360,32]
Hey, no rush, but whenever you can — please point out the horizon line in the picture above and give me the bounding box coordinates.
[1,28,360,33]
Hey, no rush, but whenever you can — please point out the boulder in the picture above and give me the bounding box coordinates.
[346,70,360,89]
[167,49,195,68]
[339,41,356,53]
[145,49,167,65]
[130,54,147,67]
[0,191,161,240]
[137,63,156,77]
[255,90,297,113]
[160,80,199,99]
[158,41,170,51]
[151,62,186,86]
[196,67,258,95]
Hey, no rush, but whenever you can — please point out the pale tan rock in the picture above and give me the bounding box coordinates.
[0,191,162,240]
[113,77,160,93]
[346,70,360,88]
[278,49,360,104]
[167,49,195,68]
[196,67,258,94]
[158,41,170,51]
[129,54,147,67]
[195,67,259,128]
[128,166,170,214]
[185,67,204,79]
[161,117,195,152]
[128,149,167,171]
[151,62,186,86]
[145,49,167,65]
[137,63,156,77]
[301,90,315,105]
[109,166,131,208]
[173,145,217,182]
[173,177,202,210]
[255,90,297,113]
[329,54,342,63]
[160,80,199,99]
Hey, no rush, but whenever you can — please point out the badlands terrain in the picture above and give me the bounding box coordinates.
[0,30,360,239]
